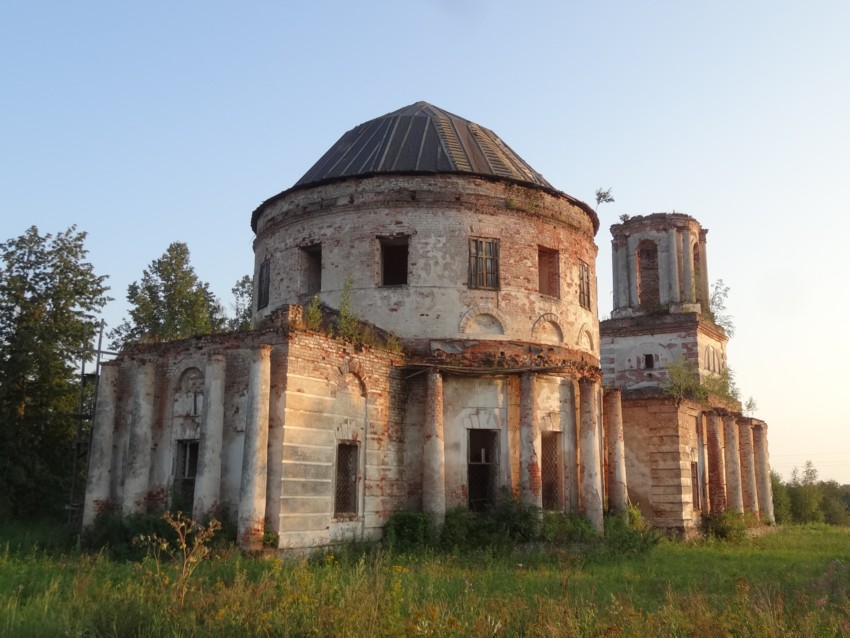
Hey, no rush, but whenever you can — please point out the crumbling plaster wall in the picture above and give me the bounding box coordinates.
[101,341,255,520]
[621,394,703,532]
[253,175,599,356]
[600,312,730,391]
[610,213,706,316]
[442,376,513,509]
[274,331,404,549]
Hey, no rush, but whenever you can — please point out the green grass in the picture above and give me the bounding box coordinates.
[1,522,849,636]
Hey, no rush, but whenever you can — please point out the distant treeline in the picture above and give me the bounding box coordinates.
[771,461,850,525]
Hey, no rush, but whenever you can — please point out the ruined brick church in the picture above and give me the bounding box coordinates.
[83,102,774,550]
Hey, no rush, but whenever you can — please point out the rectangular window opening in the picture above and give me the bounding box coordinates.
[335,442,358,516]
[541,431,563,510]
[175,440,199,511]
[257,259,270,310]
[469,238,500,290]
[538,247,560,297]
[579,261,591,309]
[380,236,409,286]
[644,354,655,369]
[468,429,499,512]
[691,461,701,510]
[302,244,322,295]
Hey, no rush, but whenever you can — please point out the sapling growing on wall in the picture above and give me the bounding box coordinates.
[709,279,735,337]
[304,294,323,331]
[336,276,360,342]
[595,187,614,212]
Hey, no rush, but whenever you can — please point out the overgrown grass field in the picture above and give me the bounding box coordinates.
[2,521,849,637]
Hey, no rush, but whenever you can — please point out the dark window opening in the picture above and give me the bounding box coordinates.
[691,461,701,510]
[175,440,199,510]
[579,261,591,309]
[302,244,322,295]
[644,354,655,369]
[469,238,500,290]
[468,429,499,512]
[541,432,562,510]
[538,247,560,297]
[257,259,270,310]
[637,239,660,306]
[380,237,409,286]
[335,442,358,516]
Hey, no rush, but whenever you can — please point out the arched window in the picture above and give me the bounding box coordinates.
[693,242,702,304]
[704,345,720,372]
[637,239,660,306]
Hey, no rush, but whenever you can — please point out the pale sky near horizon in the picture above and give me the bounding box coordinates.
[2,2,849,483]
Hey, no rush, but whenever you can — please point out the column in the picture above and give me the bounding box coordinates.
[422,368,446,525]
[753,423,775,523]
[238,345,272,551]
[698,229,710,307]
[667,228,681,303]
[520,372,542,508]
[603,388,628,520]
[579,379,604,533]
[611,247,620,311]
[616,245,630,310]
[682,229,694,303]
[193,353,226,520]
[706,412,726,513]
[627,240,639,308]
[738,420,759,516]
[723,414,744,513]
[561,380,580,513]
[82,363,119,527]
[122,360,155,515]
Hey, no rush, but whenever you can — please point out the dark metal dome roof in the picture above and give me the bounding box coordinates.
[294,101,554,189]
[251,102,598,233]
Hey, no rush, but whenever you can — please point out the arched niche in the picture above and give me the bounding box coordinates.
[576,323,594,352]
[459,306,506,335]
[174,367,204,419]
[532,313,563,345]
[332,359,367,398]
[704,345,720,373]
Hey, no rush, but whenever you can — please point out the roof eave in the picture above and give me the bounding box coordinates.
[250,172,599,234]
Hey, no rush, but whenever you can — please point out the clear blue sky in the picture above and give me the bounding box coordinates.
[2,2,849,482]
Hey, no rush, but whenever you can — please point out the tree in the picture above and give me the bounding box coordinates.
[0,226,109,518]
[228,275,253,331]
[595,187,614,212]
[788,461,824,524]
[709,279,735,337]
[770,470,792,524]
[819,480,850,526]
[110,242,225,349]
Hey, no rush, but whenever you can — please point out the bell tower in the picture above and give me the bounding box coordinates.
[601,213,727,390]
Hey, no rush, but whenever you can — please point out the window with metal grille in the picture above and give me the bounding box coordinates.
[335,442,358,516]
[379,236,409,286]
[468,430,498,511]
[579,261,591,309]
[301,244,322,295]
[538,247,560,297]
[257,259,270,310]
[468,238,499,289]
[175,440,199,509]
[541,432,562,510]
